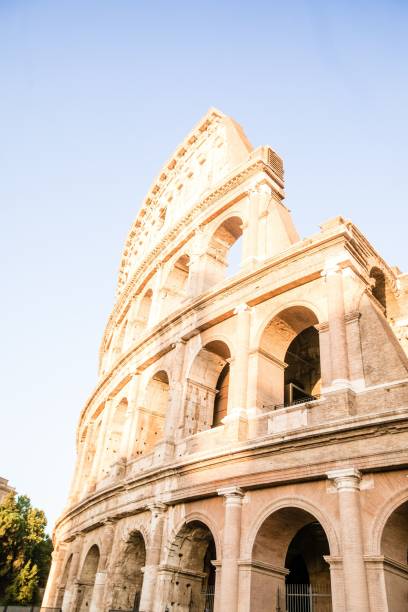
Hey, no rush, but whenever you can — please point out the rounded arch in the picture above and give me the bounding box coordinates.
[138,287,153,324]
[254,301,322,350]
[184,339,231,435]
[201,214,244,289]
[146,366,171,388]
[161,253,191,318]
[243,496,340,560]
[374,490,408,611]
[79,542,101,578]
[370,486,408,555]
[185,333,235,376]
[164,519,218,610]
[256,305,321,408]
[167,511,222,563]
[369,266,387,312]
[110,528,147,612]
[121,521,149,550]
[56,553,73,607]
[134,369,170,456]
[102,397,128,477]
[76,543,100,611]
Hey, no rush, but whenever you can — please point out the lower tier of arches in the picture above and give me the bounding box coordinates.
[44,468,408,612]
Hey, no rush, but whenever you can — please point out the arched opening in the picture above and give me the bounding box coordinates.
[251,508,332,612]
[185,340,231,436]
[111,531,146,611]
[127,288,153,348]
[370,267,387,313]
[161,254,190,317]
[135,370,169,455]
[258,306,320,409]
[203,216,243,289]
[113,319,128,361]
[56,554,72,607]
[76,545,100,612]
[102,398,128,478]
[213,363,230,427]
[139,289,153,325]
[381,499,408,611]
[284,326,321,406]
[164,521,217,611]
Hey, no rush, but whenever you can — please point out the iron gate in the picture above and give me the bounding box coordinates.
[286,584,332,612]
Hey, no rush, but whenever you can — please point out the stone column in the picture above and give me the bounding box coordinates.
[242,188,260,268]
[230,303,251,414]
[163,339,186,441]
[345,310,365,391]
[41,542,67,608]
[69,422,94,504]
[316,322,332,391]
[322,264,350,387]
[62,533,84,612]
[187,226,208,296]
[327,468,370,612]
[148,264,164,326]
[217,486,245,612]
[89,519,117,612]
[212,560,222,612]
[323,556,345,612]
[139,502,167,612]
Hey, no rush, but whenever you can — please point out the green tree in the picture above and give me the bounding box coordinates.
[0,493,53,605]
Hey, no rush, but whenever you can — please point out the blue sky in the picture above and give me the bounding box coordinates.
[1,0,407,530]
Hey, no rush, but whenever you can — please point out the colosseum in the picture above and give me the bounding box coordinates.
[43,108,408,612]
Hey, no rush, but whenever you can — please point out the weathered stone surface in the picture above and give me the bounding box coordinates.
[43,109,408,612]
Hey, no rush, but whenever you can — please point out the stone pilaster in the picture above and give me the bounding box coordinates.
[41,542,67,608]
[218,486,245,612]
[230,303,251,413]
[139,502,167,612]
[88,397,113,489]
[163,339,186,442]
[62,533,84,612]
[344,309,365,391]
[69,422,94,504]
[89,519,117,612]
[242,187,261,268]
[322,264,350,387]
[327,468,370,612]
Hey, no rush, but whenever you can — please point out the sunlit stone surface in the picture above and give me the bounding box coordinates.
[43,109,408,612]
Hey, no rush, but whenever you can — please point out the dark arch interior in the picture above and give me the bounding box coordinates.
[212,363,230,427]
[167,520,216,611]
[381,499,408,611]
[111,530,146,611]
[284,326,321,405]
[285,522,330,612]
[370,267,387,313]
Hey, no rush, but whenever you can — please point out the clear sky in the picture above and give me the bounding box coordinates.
[1,0,407,532]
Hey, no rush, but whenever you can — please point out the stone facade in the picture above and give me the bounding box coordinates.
[0,477,14,502]
[42,109,408,612]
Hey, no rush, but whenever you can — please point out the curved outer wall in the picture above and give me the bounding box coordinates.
[43,109,408,612]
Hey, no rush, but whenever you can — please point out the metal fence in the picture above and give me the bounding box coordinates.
[286,584,332,612]
[0,608,61,612]
[203,584,215,612]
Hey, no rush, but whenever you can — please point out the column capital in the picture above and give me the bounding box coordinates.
[147,501,168,516]
[233,303,251,315]
[321,263,341,278]
[327,467,362,491]
[217,485,245,501]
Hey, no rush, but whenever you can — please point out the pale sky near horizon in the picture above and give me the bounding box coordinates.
[1,0,407,532]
